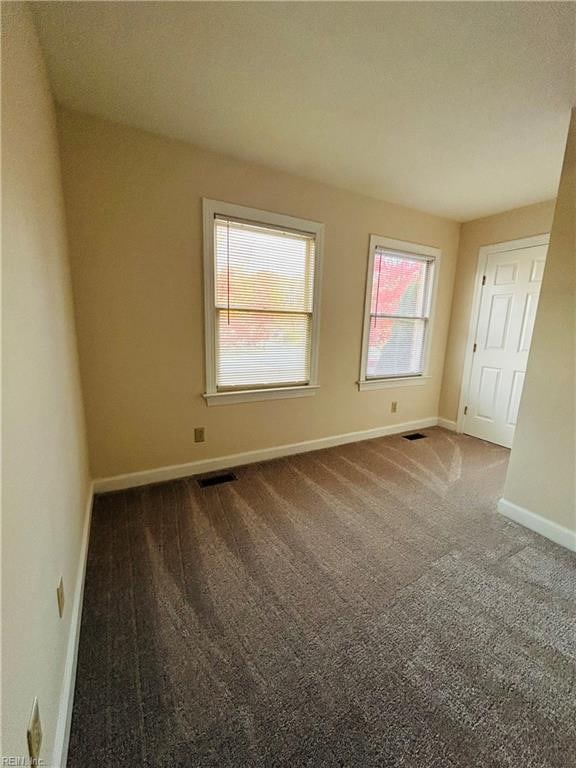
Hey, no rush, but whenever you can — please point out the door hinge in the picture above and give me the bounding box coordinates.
[473,342,477,352]
[482,275,486,286]
[464,406,468,415]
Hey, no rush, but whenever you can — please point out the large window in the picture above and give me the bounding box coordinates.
[359,235,439,390]
[203,200,323,405]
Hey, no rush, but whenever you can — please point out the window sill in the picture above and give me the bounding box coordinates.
[357,376,429,391]
[204,385,320,406]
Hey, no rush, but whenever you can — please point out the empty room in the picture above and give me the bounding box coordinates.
[2,2,575,766]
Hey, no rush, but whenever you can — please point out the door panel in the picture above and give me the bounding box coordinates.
[506,370,525,426]
[517,293,537,352]
[494,263,517,285]
[485,294,512,349]
[530,258,545,282]
[463,243,547,447]
[477,367,500,420]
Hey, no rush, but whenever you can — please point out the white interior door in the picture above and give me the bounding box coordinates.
[463,243,547,448]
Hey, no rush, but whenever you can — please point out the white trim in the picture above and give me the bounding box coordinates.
[357,376,429,391]
[498,497,576,552]
[94,417,440,493]
[437,417,457,431]
[52,483,94,768]
[358,235,441,390]
[477,233,550,255]
[367,236,440,260]
[202,199,324,404]
[204,384,319,406]
[456,233,550,434]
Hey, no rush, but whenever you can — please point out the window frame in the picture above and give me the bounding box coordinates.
[202,199,324,406]
[358,235,440,391]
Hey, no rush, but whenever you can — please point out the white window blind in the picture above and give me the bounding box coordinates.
[365,247,435,379]
[214,215,317,390]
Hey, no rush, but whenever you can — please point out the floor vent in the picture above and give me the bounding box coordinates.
[402,432,427,441]
[198,472,237,488]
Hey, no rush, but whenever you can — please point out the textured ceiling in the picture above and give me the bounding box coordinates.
[33,2,575,221]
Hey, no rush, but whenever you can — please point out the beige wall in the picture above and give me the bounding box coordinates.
[1,4,90,763]
[502,111,575,535]
[57,109,461,479]
[439,200,555,423]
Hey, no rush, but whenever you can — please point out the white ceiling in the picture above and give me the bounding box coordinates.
[33,2,575,221]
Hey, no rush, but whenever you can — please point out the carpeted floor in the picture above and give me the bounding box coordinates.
[68,427,576,767]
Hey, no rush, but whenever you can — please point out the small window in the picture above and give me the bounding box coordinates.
[203,200,323,405]
[359,236,439,390]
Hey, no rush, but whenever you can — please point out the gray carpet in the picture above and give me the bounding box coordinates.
[68,427,576,767]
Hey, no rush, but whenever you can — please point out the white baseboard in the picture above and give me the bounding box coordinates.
[498,497,576,552]
[94,417,440,493]
[437,417,457,431]
[52,483,94,768]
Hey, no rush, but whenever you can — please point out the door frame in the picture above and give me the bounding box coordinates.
[456,233,550,435]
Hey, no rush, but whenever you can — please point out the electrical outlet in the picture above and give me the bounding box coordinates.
[56,577,65,618]
[27,698,42,765]
[194,427,205,443]
[391,401,398,413]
